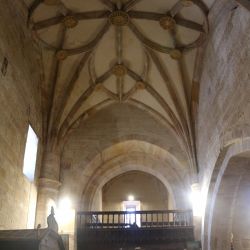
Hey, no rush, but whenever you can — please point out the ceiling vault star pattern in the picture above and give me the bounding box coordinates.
[27,0,209,173]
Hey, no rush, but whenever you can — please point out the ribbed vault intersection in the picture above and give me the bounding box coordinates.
[26,0,210,176]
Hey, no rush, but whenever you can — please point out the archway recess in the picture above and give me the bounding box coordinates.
[101,170,171,211]
[59,139,192,211]
[203,138,250,250]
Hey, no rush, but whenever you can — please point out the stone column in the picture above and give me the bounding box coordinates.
[36,150,61,227]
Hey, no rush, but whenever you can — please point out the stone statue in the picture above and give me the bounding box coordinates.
[47,206,58,233]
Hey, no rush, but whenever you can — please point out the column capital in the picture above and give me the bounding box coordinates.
[38,178,61,191]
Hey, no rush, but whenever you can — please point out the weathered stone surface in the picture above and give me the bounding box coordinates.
[196,0,250,249]
[60,104,190,211]
[102,171,169,211]
[209,156,250,250]
[0,0,43,229]
[0,1,250,250]
[197,0,250,179]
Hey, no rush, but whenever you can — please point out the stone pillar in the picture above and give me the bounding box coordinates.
[36,150,61,227]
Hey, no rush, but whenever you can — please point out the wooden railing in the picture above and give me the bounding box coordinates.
[77,210,193,230]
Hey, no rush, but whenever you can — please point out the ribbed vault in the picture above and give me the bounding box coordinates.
[25,0,211,174]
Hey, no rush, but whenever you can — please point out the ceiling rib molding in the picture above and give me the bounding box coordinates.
[123,0,142,11]
[53,51,93,133]
[147,48,193,156]
[58,85,96,138]
[33,11,111,31]
[59,99,114,142]
[126,67,184,136]
[169,0,185,17]
[58,67,115,136]
[47,25,66,143]
[30,1,208,55]
[100,0,115,11]
[126,67,196,172]
[28,0,209,173]
[62,21,111,56]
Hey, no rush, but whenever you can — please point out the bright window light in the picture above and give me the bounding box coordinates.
[128,195,134,201]
[190,183,203,217]
[122,200,141,226]
[23,125,38,182]
[57,197,75,233]
[59,197,72,210]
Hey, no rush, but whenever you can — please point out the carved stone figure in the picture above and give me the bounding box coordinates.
[47,206,58,233]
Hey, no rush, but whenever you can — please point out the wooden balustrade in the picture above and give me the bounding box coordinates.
[77,210,193,230]
[77,210,195,250]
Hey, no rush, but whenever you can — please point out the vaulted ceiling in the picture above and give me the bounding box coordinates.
[25,0,212,173]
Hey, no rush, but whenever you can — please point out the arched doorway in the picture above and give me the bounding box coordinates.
[209,154,250,250]
[203,140,250,250]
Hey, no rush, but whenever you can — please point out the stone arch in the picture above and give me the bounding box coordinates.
[60,140,191,212]
[61,103,187,170]
[202,137,250,250]
[81,152,189,211]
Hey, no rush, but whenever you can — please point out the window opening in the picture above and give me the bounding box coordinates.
[122,200,141,227]
[23,125,38,181]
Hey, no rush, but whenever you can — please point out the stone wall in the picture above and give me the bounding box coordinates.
[196,0,250,248]
[0,0,43,229]
[197,0,250,182]
[60,104,190,210]
[62,103,186,169]
[102,171,169,211]
[210,156,250,250]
